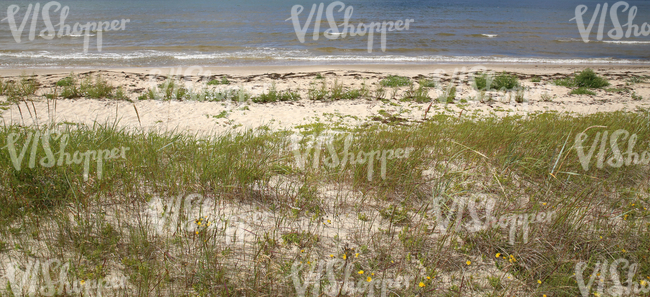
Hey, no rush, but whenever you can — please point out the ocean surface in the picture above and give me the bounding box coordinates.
[1,0,650,68]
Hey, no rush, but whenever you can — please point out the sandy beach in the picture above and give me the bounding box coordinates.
[2,64,650,135]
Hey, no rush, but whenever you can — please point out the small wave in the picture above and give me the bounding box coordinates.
[556,38,650,44]
[603,40,650,44]
[0,50,649,65]
[466,34,498,38]
[556,38,583,42]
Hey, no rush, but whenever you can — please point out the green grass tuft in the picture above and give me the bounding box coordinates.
[380,75,411,87]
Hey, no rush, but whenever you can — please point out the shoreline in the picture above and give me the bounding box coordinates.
[2,63,650,76]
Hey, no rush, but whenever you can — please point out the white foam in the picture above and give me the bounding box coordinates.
[603,40,650,44]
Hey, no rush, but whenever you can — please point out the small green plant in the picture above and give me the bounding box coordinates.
[627,76,646,84]
[492,72,520,90]
[541,92,553,102]
[380,75,411,87]
[474,73,492,90]
[330,79,345,100]
[252,83,300,103]
[315,73,324,79]
[114,87,129,101]
[281,231,318,248]
[404,85,430,102]
[213,111,228,119]
[531,76,541,83]
[570,87,596,96]
[389,87,398,99]
[474,72,519,90]
[56,75,75,87]
[61,84,81,99]
[236,87,250,102]
[208,77,230,85]
[555,68,609,89]
[632,92,643,100]
[418,79,436,88]
[488,276,503,290]
[604,87,626,93]
[552,78,575,87]
[437,85,456,103]
[308,80,328,101]
[80,75,114,98]
[574,68,609,88]
[374,85,386,100]
[343,89,361,100]
[379,205,409,225]
[175,86,189,100]
[514,87,525,103]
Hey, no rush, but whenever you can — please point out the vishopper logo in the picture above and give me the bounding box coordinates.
[145,193,259,244]
[2,257,127,296]
[2,130,129,181]
[430,194,555,245]
[576,258,649,296]
[290,131,414,181]
[1,1,130,53]
[290,259,414,297]
[571,1,650,43]
[286,1,414,53]
[574,129,650,171]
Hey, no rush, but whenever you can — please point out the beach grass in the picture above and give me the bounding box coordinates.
[380,75,411,87]
[554,68,610,89]
[1,108,648,296]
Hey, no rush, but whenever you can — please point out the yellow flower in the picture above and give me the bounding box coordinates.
[343,254,347,259]
[543,203,547,206]
[80,280,85,285]
[544,295,547,297]
[371,273,374,276]
[355,253,359,258]
[537,280,542,284]
[301,250,304,253]
[330,254,334,258]
[622,249,626,253]
[466,261,471,265]
[367,276,372,282]
[197,222,201,226]
[594,293,600,297]
[195,231,199,235]
[427,276,431,280]
[419,282,425,287]
[640,280,646,286]
[495,253,501,258]
[358,270,364,274]
[327,219,331,224]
